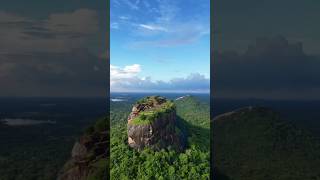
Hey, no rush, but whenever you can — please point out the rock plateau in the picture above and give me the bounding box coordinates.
[127,96,185,151]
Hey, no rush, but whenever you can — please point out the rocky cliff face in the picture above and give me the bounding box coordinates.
[57,117,108,180]
[127,96,185,151]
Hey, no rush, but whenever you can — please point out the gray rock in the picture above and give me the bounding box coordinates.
[71,142,87,159]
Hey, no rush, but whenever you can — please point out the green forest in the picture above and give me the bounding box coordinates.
[213,107,320,180]
[0,98,107,180]
[110,96,210,180]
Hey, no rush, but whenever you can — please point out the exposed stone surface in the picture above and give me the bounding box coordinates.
[127,96,185,151]
[71,142,87,159]
[57,118,108,180]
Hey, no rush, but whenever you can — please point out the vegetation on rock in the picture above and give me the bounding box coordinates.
[129,96,175,125]
[58,116,108,180]
[127,96,184,151]
[111,95,210,179]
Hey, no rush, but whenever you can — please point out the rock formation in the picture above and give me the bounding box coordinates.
[57,118,108,180]
[127,96,185,151]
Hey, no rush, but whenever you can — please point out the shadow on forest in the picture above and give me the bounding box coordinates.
[176,115,210,151]
[213,167,232,180]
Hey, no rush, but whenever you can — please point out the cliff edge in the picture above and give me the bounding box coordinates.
[127,96,185,151]
[57,117,108,180]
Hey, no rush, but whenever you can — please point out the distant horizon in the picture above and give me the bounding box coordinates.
[0,96,108,99]
[3,94,320,101]
[110,91,210,94]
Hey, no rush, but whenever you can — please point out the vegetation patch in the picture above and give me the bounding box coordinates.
[111,95,210,179]
[130,96,176,125]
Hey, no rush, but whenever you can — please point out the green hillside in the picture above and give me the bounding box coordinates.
[175,96,210,151]
[110,95,210,180]
[213,107,320,180]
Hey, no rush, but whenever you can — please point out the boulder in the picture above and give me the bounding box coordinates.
[127,96,185,151]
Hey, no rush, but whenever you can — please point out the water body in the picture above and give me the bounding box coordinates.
[111,98,127,102]
[0,97,107,180]
[175,95,191,100]
[1,118,56,126]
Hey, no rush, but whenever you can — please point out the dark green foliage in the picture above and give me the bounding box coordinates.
[136,96,167,106]
[87,159,108,180]
[111,126,209,180]
[84,117,107,135]
[0,98,107,180]
[140,114,146,120]
[86,117,108,179]
[130,97,175,125]
[59,116,108,180]
[214,107,320,180]
[85,126,95,135]
[94,117,107,132]
[175,96,210,151]
[111,95,210,179]
[0,120,88,180]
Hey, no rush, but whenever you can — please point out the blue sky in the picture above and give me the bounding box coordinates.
[110,0,210,93]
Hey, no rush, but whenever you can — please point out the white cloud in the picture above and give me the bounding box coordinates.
[123,64,141,73]
[139,24,168,32]
[111,0,209,47]
[112,0,121,6]
[111,22,119,29]
[110,64,141,86]
[0,9,99,54]
[119,15,130,20]
[128,22,209,48]
[123,0,140,10]
[110,64,209,92]
[124,0,208,47]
